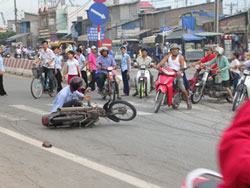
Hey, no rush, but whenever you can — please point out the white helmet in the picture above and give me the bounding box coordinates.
[215,46,224,55]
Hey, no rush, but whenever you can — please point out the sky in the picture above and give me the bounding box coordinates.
[0,0,248,26]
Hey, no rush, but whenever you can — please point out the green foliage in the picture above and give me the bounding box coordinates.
[0,31,16,44]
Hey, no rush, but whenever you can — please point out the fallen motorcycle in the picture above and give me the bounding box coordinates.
[182,168,222,188]
[42,99,137,128]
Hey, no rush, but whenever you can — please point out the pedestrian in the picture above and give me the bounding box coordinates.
[65,50,81,85]
[88,45,97,91]
[230,52,241,92]
[38,41,56,93]
[120,46,131,96]
[75,48,88,88]
[155,43,163,63]
[54,46,63,92]
[0,46,7,96]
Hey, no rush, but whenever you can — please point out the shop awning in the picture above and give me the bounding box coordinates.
[6,33,30,42]
[182,33,205,41]
[195,32,223,37]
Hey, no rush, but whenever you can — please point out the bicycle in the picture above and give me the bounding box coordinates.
[30,66,58,99]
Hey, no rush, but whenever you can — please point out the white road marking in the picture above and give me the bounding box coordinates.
[10,105,48,115]
[0,113,26,121]
[0,126,161,188]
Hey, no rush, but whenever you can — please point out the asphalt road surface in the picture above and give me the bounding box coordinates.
[0,74,234,188]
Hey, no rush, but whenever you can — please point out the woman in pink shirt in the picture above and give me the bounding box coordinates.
[88,46,97,91]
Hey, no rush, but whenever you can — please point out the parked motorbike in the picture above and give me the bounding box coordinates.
[232,69,250,111]
[136,64,151,98]
[27,50,36,60]
[182,168,222,188]
[191,67,232,104]
[15,53,22,59]
[42,98,137,128]
[154,66,182,113]
[100,66,119,101]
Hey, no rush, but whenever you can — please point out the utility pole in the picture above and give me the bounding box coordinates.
[225,2,237,15]
[214,0,220,33]
[14,0,18,32]
[185,0,188,7]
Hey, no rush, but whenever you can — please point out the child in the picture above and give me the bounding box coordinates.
[65,50,81,85]
[54,47,63,92]
[75,48,88,88]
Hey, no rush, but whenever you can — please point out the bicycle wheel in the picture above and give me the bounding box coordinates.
[108,100,137,121]
[48,76,58,97]
[31,78,43,99]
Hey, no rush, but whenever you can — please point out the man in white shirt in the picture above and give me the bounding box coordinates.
[38,41,56,92]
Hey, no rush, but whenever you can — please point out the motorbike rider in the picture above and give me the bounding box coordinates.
[203,46,233,101]
[133,48,154,96]
[157,43,192,110]
[51,77,86,113]
[192,46,217,75]
[96,47,119,97]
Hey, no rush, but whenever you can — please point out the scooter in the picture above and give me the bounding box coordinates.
[191,67,232,104]
[232,69,250,111]
[182,168,222,188]
[154,66,182,113]
[42,98,137,128]
[136,64,151,98]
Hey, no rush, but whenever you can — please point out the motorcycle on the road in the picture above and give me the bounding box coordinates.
[154,66,183,113]
[191,67,232,104]
[42,98,137,128]
[100,66,119,101]
[182,168,222,188]
[135,64,151,98]
[232,69,250,111]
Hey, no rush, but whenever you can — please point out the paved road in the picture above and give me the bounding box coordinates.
[0,74,234,188]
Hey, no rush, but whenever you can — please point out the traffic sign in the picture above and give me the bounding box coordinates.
[87,27,105,41]
[87,3,109,25]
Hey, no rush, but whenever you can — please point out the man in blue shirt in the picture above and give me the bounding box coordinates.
[54,47,63,92]
[120,46,131,96]
[96,47,117,92]
[51,77,84,113]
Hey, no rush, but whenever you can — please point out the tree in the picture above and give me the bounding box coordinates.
[0,31,16,44]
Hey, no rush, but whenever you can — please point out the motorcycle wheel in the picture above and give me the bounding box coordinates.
[31,78,43,99]
[139,81,144,99]
[112,82,116,101]
[48,76,58,97]
[154,91,164,113]
[191,84,205,104]
[108,100,137,121]
[172,93,182,110]
[232,84,247,111]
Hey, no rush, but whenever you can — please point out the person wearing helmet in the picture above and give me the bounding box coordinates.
[133,48,154,96]
[51,77,85,113]
[157,43,192,110]
[204,46,233,101]
[96,47,117,93]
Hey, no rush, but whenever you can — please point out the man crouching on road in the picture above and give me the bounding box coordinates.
[51,77,87,113]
